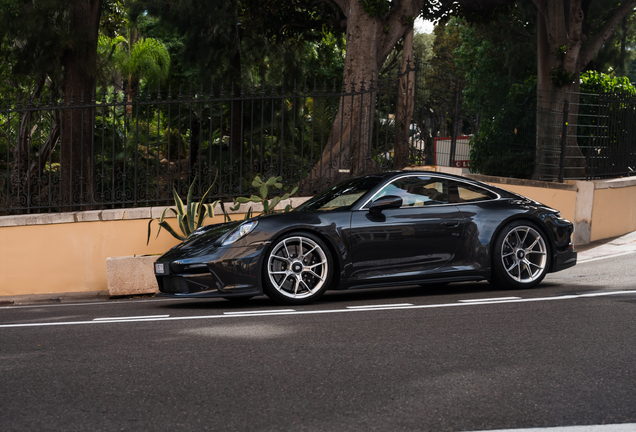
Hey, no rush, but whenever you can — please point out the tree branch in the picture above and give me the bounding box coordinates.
[578,0,636,70]
[377,0,426,65]
[529,0,549,19]
[331,0,349,16]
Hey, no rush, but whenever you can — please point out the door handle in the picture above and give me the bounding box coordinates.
[441,220,460,228]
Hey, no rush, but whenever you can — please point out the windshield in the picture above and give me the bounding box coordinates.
[295,176,385,212]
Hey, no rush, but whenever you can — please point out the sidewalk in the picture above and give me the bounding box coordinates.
[576,230,636,263]
[2,231,636,307]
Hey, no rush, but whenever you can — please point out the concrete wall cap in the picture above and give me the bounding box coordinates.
[0,212,76,227]
[100,209,127,221]
[122,207,152,219]
[465,174,578,191]
[151,206,176,219]
[291,197,311,207]
[405,165,469,176]
[75,210,103,222]
[593,177,636,190]
[0,198,314,227]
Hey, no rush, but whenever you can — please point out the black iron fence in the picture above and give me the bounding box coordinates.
[408,77,636,181]
[3,62,635,215]
[1,64,418,214]
[582,92,636,179]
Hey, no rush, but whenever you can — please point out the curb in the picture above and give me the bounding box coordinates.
[1,291,111,307]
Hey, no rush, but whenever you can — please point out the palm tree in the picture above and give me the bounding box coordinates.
[100,29,170,113]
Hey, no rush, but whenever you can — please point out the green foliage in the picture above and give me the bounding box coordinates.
[302,33,346,87]
[147,175,220,244]
[0,0,70,86]
[454,7,537,117]
[130,0,343,86]
[455,24,509,119]
[469,79,537,179]
[554,45,567,60]
[98,30,171,91]
[100,0,128,37]
[230,175,298,217]
[132,121,187,161]
[577,71,636,157]
[118,37,171,85]
[580,70,636,96]
[550,67,576,87]
[360,0,390,18]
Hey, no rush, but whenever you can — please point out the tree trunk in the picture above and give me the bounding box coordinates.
[28,111,61,180]
[395,28,415,169]
[125,29,139,117]
[303,0,423,191]
[619,16,628,76]
[60,0,102,210]
[229,22,242,159]
[10,80,44,208]
[303,3,381,191]
[126,73,138,117]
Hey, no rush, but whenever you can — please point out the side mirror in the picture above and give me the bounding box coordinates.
[369,195,402,214]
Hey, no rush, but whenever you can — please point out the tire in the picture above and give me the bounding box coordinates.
[262,232,333,305]
[491,220,551,290]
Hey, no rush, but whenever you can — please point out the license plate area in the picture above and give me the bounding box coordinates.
[154,263,169,275]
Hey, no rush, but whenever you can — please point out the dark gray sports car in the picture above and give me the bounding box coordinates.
[153,171,577,304]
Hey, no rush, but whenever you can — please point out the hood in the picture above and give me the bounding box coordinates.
[158,220,243,261]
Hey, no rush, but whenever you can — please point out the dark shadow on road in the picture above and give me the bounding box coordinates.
[157,280,519,310]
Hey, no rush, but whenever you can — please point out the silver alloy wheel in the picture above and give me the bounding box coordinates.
[267,236,329,299]
[500,226,547,283]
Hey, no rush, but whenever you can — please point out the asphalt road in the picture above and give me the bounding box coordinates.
[1,252,636,431]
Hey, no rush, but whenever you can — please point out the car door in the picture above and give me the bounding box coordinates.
[346,175,464,283]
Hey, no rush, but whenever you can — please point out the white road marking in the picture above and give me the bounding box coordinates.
[94,315,170,321]
[459,297,521,303]
[347,303,413,309]
[464,423,636,432]
[224,309,295,315]
[0,290,633,329]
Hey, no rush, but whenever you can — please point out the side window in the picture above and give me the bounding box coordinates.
[448,181,497,203]
[373,176,448,207]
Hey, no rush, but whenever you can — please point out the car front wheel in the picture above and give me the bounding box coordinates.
[263,233,333,304]
[492,221,551,289]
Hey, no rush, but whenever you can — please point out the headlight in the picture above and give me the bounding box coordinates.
[221,221,258,246]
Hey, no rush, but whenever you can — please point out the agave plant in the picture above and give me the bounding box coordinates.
[147,175,220,245]
[230,176,298,217]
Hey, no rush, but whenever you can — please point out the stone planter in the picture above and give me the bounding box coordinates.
[106,255,159,296]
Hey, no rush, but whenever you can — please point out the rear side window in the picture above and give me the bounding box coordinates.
[373,176,449,207]
[448,181,497,203]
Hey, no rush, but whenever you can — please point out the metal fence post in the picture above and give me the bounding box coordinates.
[559,99,569,183]
[449,80,460,167]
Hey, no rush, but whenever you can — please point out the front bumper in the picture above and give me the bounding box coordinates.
[154,245,264,298]
[551,246,577,273]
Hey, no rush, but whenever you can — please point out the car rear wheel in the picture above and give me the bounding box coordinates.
[263,233,333,304]
[491,221,550,290]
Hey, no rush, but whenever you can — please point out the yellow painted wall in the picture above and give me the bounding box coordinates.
[485,183,577,224]
[0,214,238,297]
[591,187,636,241]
